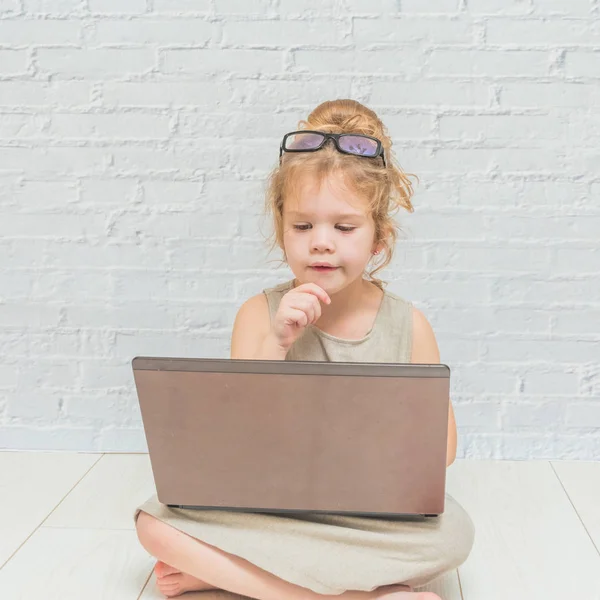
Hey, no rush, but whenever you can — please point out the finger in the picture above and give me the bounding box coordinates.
[295,297,318,325]
[297,283,331,305]
[307,301,317,325]
[287,308,308,328]
[312,296,322,322]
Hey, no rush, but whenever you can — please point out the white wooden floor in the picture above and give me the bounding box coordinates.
[0,453,599,600]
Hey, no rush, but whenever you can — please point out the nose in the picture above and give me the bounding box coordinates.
[310,225,335,253]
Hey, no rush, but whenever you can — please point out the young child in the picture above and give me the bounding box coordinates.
[134,99,475,600]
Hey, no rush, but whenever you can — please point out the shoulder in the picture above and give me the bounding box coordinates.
[410,306,441,364]
[230,280,294,359]
[230,293,271,359]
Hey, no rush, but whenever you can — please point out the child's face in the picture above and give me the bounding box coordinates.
[282,171,378,293]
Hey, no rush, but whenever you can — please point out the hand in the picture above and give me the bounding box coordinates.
[271,283,331,350]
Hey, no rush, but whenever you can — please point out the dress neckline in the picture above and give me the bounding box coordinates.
[309,288,387,345]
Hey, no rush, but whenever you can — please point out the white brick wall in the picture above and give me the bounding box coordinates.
[0,0,598,457]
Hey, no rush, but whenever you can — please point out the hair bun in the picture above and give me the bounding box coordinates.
[299,99,389,146]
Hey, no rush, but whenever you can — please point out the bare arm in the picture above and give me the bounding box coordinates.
[410,307,458,468]
[230,294,288,361]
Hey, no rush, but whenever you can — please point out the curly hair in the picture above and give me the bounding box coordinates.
[263,99,418,291]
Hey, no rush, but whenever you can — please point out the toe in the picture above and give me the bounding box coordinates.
[155,561,180,579]
[160,574,182,585]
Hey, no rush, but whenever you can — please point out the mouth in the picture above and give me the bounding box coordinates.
[310,266,339,272]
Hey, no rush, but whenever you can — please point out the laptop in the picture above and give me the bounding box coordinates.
[132,357,450,518]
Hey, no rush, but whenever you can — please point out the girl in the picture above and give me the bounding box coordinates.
[134,99,475,600]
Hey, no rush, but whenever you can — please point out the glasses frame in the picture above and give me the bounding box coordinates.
[279,130,386,167]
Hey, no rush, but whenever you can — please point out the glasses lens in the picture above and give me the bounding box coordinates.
[285,132,325,150]
[339,135,378,157]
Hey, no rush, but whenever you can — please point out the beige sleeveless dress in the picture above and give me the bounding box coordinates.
[133,279,476,593]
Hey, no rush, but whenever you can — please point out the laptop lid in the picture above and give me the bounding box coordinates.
[132,357,450,517]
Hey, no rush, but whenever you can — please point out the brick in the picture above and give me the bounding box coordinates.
[24,0,84,14]
[486,215,600,241]
[162,48,283,74]
[102,81,227,107]
[293,48,425,75]
[49,112,172,139]
[88,0,146,14]
[0,81,92,107]
[0,364,18,387]
[533,0,594,16]
[7,391,61,419]
[36,48,155,78]
[110,142,229,173]
[0,212,106,237]
[0,270,35,298]
[41,239,167,268]
[554,248,600,273]
[94,18,212,45]
[34,270,114,300]
[65,304,177,330]
[0,303,62,327]
[332,0,399,12]
[522,369,579,394]
[493,275,600,304]
[0,426,96,450]
[0,114,46,138]
[151,0,211,12]
[565,51,600,78]
[108,210,190,238]
[486,339,599,363]
[13,181,79,207]
[408,210,486,240]
[353,17,473,44]
[502,401,565,428]
[141,180,203,205]
[216,0,271,13]
[428,50,548,77]
[370,81,490,106]
[486,18,600,45]
[439,115,567,140]
[500,82,600,109]
[456,402,502,428]
[0,49,29,74]
[227,78,353,107]
[81,178,138,206]
[80,361,138,388]
[401,0,460,12]
[466,0,532,14]
[454,364,518,394]
[0,147,108,174]
[565,401,600,427]
[0,0,20,14]
[428,243,551,272]
[554,310,600,335]
[459,179,589,209]
[0,19,82,44]
[425,147,562,173]
[223,19,350,47]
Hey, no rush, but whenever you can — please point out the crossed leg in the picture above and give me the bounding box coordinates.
[136,511,440,600]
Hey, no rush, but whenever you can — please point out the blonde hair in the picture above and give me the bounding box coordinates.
[263,99,418,291]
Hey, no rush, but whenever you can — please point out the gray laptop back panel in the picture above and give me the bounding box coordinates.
[132,357,450,517]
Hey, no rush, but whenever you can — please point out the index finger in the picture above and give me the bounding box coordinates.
[294,282,331,304]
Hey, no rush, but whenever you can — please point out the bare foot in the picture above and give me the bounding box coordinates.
[154,560,216,598]
[374,584,442,600]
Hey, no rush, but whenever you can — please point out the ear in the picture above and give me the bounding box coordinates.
[372,225,392,255]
